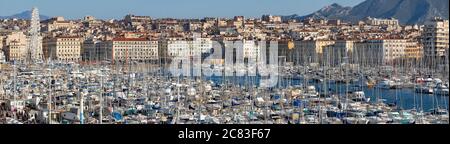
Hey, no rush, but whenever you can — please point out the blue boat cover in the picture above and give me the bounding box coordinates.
[293,99,301,107]
[112,112,123,121]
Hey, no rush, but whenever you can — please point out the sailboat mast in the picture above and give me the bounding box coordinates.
[99,73,103,124]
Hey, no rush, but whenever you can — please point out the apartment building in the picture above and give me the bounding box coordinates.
[422,17,449,67]
[44,36,82,62]
[111,37,158,63]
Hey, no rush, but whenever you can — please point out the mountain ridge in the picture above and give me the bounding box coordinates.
[283,0,449,24]
[0,10,50,20]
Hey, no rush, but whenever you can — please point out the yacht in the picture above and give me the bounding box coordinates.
[349,91,370,102]
[348,86,370,102]
[415,84,434,94]
[434,84,449,96]
[302,86,319,98]
[375,79,398,89]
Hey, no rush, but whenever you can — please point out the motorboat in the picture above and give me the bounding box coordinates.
[348,91,370,102]
[434,84,449,96]
[375,79,398,89]
[415,84,434,94]
[302,86,319,98]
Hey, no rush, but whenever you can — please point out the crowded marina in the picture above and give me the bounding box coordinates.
[0,5,448,125]
[0,60,448,124]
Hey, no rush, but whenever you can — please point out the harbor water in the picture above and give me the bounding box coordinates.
[204,76,449,112]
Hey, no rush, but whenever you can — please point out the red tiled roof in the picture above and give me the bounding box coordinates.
[112,37,148,41]
[123,32,147,34]
[57,36,81,38]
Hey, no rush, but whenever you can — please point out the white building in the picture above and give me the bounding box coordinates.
[0,36,3,49]
[323,40,355,66]
[44,36,82,62]
[365,17,399,26]
[0,51,5,63]
[5,40,27,61]
[82,39,112,62]
[2,31,43,62]
[167,39,189,57]
[290,30,319,40]
[262,15,282,23]
[111,38,158,62]
[4,31,27,46]
[354,39,409,65]
[242,40,261,60]
[422,17,449,66]
[222,39,262,63]
[44,17,78,32]
[167,37,212,58]
[193,37,213,54]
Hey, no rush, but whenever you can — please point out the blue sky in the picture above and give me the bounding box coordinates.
[0,0,364,19]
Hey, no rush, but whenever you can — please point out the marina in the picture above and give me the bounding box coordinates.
[0,1,448,125]
[0,61,448,124]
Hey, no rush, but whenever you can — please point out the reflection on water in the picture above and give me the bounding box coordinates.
[204,76,449,112]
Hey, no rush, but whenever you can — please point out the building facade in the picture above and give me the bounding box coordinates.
[124,14,151,26]
[0,51,5,63]
[1,31,43,62]
[365,17,399,26]
[0,36,4,63]
[353,39,412,65]
[422,17,449,67]
[166,37,212,58]
[44,36,82,62]
[44,17,78,32]
[242,40,261,61]
[293,40,335,64]
[262,15,282,23]
[323,40,354,66]
[82,39,112,62]
[404,40,423,59]
[5,40,27,61]
[111,38,158,63]
[3,31,27,62]
[0,36,4,50]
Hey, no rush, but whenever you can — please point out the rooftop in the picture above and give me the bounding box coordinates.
[112,37,149,41]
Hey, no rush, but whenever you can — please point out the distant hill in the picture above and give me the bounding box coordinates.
[283,0,449,24]
[299,3,352,20]
[0,10,50,20]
